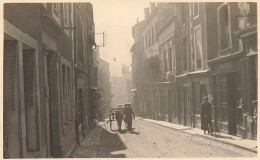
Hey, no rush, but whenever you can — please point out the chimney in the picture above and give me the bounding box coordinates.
[150,2,156,12]
[144,8,149,19]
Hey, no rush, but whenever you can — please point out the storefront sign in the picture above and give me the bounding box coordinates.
[216,61,233,72]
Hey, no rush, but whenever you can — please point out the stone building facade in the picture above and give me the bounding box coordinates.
[3,3,96,158]
[131,2,257,140]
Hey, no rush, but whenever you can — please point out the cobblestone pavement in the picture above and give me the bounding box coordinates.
[70,119,257,158]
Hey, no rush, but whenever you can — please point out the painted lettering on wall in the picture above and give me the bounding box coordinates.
[216,61,233,71]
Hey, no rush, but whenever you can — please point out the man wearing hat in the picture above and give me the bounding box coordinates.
[201,96,212,134]
[123,103,135,130]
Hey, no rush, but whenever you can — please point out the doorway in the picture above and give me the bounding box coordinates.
[227,73,237,135]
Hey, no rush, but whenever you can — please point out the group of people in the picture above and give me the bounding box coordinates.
[108,103,135,131]
[201,96,258,136]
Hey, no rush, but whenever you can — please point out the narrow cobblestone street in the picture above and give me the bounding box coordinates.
[70,118,257,158]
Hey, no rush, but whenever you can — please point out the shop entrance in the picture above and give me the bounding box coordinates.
[227,73,237,135]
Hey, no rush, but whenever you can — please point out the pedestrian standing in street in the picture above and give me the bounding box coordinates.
[107,109,113,131]
[115,109,123,131]
[201,96,212,134]
[123,103,135,130]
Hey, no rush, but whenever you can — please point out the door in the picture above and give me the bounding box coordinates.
[183,87,189,126]
[177,87,182,124]
[76,89,84,143]
[168,90,172,122]
[227,73,237,135]
[44,54,52,157]
[192,82,200,127]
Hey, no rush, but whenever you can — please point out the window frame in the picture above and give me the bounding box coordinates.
[193,24,203,70]
[217,3,231,52]
[193,2,199,19]
[182,37,188,72]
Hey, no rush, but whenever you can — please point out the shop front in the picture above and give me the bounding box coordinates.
[176,75,190,126]
[187,70,209,129]
[208,52,243,135]
[237,26,257,139]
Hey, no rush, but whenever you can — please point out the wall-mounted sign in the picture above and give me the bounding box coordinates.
[212,58,241,74]
[216,61,233,72]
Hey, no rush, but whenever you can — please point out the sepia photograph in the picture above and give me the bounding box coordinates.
[2,0,258,158]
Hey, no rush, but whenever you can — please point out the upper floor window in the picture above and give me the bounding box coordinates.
[145,33,148,49]
[142,36,145,50]
[61,62,73,126]
[152,26,155,45]
[182,37,188,71]
[181,4,187,25]
[218,4,230,51]
[153,25,156,42]
[148,30,151,47]
[194,26,202,69]
[168,47,172,71]
[172,43,176,72]
[156,22,159,41]
[53,3,60,17]
[63,3,70,26]
[193,3,199,18]
[164,50,167,72]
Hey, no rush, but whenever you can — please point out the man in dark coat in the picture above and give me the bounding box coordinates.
[115,109,123,131]
[201,96,212,134]
[123,103,135,130]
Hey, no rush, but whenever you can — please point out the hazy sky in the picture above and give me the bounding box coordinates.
[90,0,148,76]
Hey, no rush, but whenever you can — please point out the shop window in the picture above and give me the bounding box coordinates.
[220,74,228,122]
[182,37,187,72]
[194,26,202,69]
[235,72,242,104]
[218,4,230,51]
[183,87,190,115]
[193,3,199,18]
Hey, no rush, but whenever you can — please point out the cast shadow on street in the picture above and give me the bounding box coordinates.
[129,130,140,135]
[97,127,127,158]
[71,126,127,158]
[117,128,140,135]
[179,127,193,130]
[215,134,235,140]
